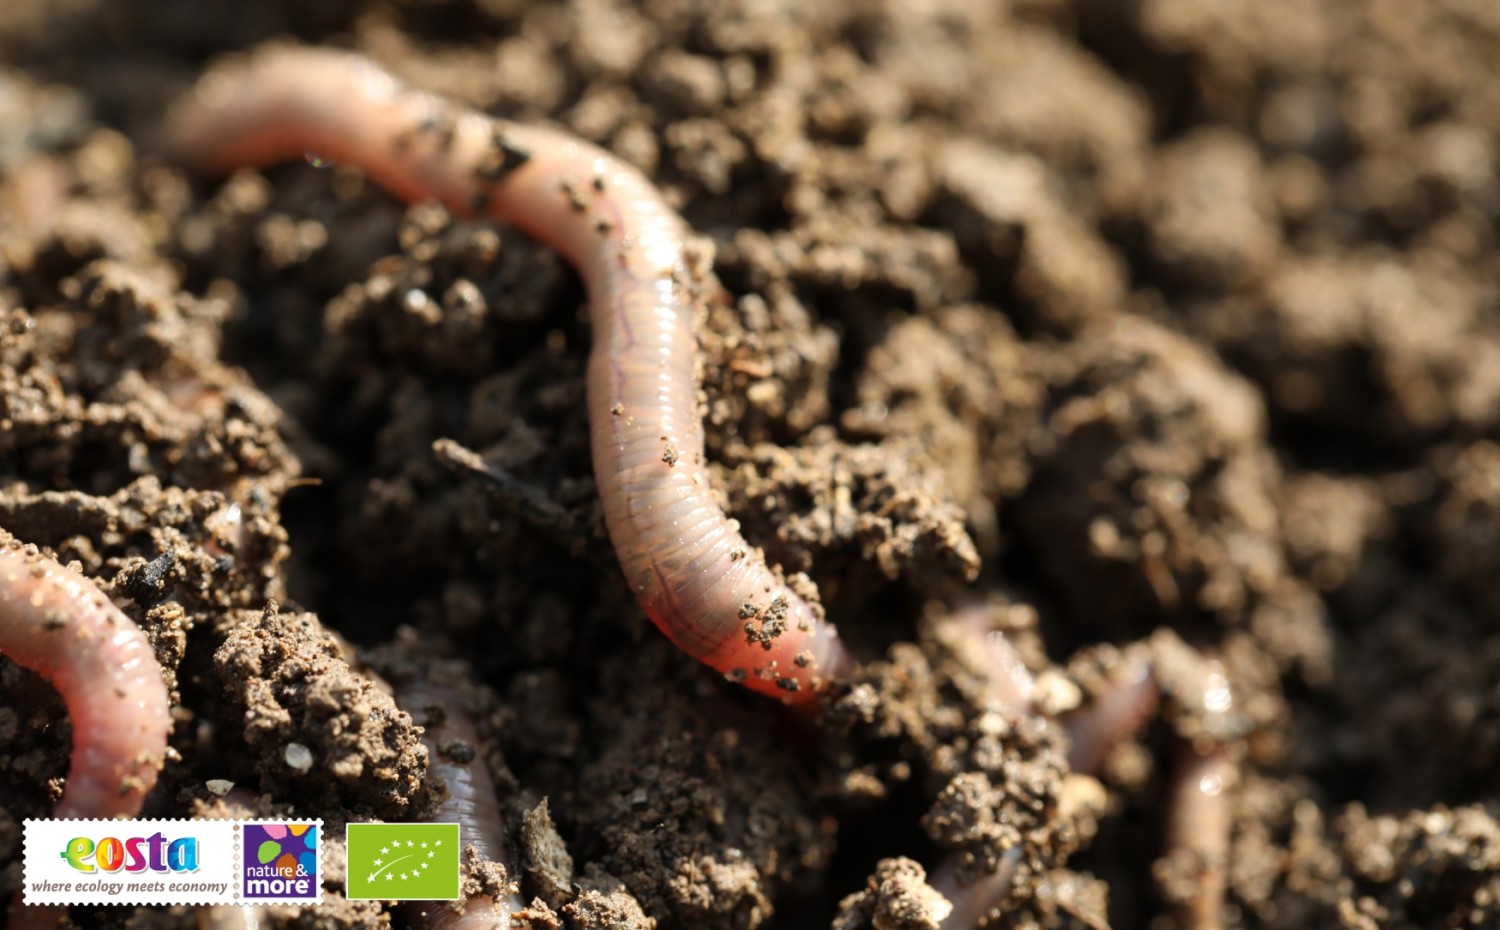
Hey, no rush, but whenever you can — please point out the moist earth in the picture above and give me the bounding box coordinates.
[1,1,1498,929]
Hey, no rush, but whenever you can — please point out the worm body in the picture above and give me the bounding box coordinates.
[1163,746,1233,930]
[170,46,849,702]
[932,848,1021,930]
[0,532,171,817]
[931,608,1034,930]
[397,675,525,928]
[941,604,1035,716]
[934,612,1166,930]
[0,532,172,930]
[1063,656,1159,776]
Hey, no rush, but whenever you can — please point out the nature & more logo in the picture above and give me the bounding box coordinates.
[345,822,461,900]
[241,823,320,901]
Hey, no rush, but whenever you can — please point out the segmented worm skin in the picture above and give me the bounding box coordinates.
[0,532,171,818]
[169,46,849,702]
[0,532,171,930]
[397,676,525,927]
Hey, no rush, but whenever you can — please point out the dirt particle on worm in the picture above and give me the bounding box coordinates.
[474,129,532,181]
[561,177,588,212]
[741,596,791,649]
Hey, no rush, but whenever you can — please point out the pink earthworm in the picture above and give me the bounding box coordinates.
[168,45,850,704]
[928,608,1035,929]
[1158,655,1238,930]
[940,603,1036,716]
[0,531,172,929]
[0,533,171,815]
[396,674,526,928]
[930,847,1022,930]
[1063,655,1159,777]
[1163,745,1234,930]
[933,612,1169,929]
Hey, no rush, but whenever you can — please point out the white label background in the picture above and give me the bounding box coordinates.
[21,819,320,906]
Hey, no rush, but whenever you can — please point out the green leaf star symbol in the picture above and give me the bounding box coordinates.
[347,823,461,901]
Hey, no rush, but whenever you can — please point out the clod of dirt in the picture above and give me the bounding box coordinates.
[725,438,980,598]
[0,477,288,697]
[1142,128,1281,291]
[1280,473,1391,597]
[574,639,834,930]
[522,797,576,911]
[1427,441,1500,615]
[1,251,297,491]
[1018,316,1333,682]
[214,604,427,819]
[936,141,1126,334]
[563,864,657,930]
[828,601,1094,926]
[843,304,1043,554]
[699,284,838,451]
[1225,775,1500,930]
[1189,254,1500,448]
[1337,803,1500,927]
[831,858,951,930]
[950,22,1152,218]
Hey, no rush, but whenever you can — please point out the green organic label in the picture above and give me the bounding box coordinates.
[345,823,460,901]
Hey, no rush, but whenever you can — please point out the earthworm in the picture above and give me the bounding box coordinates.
[931,847,1022,930]
[1162,745,1234,930]
[396,673,526,928]
[168,45,850,703]
[928,607,1035,929]
[933,613,1168,929]
[0,532,171,815]
[1157,654,1237,930]
[939,603,1035,716]
[1063,654,1159,776]
[0,531,172,929]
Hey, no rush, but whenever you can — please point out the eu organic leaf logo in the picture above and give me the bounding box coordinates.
[345,823,460,901]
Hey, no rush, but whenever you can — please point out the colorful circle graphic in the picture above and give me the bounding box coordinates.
[248,825,317,879]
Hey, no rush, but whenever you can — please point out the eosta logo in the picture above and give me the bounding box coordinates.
[61,833,200,873]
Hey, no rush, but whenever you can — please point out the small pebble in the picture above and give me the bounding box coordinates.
[284,742,313,772]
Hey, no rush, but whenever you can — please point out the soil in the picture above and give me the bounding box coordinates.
[1,1,1498,929]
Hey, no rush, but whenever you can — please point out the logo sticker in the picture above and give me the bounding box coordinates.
[345,823,461,900]
[21,818,322,906]
[241,823,321,902]
[24,820,237,905]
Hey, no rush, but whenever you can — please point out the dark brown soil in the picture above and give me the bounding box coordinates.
[2,1,1498,928]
